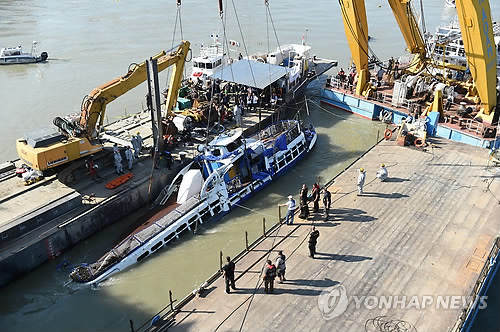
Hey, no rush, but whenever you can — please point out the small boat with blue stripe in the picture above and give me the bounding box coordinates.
[69,119,316,285]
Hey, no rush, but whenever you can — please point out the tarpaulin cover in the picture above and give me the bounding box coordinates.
[211,59,288,89]
[274,133,288,151]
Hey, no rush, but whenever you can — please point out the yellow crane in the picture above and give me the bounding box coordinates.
[16,41,190,171]
[338,0,497,122]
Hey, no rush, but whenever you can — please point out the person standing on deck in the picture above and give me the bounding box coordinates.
[114,150,124,175]
[262,260,277,293]
[275,251,286,283]
[376,67,385,86]
[222,256,236,294]
[308,226,320,259]
[393,60,400,79]
[299,183,309,219]
[85,154,98,181]
[246,93,253,113]
[376,164,388,182]
[233,103,242,127]
[357,168,366,196]
[112,143,119,154]
[311,183,320,213]
[279,195,296,225]
[131,132,143,158]
[445,90,455,111]
[322,188,331,221]
[251,92,259,112]
[387,57,394,75]
[124,146,134,171]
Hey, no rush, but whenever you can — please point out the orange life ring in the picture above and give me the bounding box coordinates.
[414,137,425,148]
[384,129,393,140]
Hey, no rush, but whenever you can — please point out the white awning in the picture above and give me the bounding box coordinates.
[210,59,288,89]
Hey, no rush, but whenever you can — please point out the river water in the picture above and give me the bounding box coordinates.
[0,1,499,331]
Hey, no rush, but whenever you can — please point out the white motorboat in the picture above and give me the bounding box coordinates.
[0,41,48,65]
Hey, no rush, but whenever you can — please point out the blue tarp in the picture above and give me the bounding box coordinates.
[274,133,288,151]
[263,148,274,157]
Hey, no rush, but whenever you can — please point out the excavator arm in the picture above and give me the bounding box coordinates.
[455,0,497,120]
[79,41,191,137]
[338,0,370,96]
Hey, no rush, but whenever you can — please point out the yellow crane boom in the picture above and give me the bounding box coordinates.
[455,0,497,121]
[339,0,370,96]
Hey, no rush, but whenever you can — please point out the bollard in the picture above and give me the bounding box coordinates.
[245,231,249,251]
[169,290,174,312]
[278,206,282,224]
[376,130,380,143]
[129,320,134,332]
[219,251,223,271]
[263,218,266,236]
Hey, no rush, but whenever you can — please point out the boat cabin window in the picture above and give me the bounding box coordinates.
[206,62,213,69]
[226,142,239,153]
[198,62,206,69]
[216,59,222,67]
[193,61,199,68]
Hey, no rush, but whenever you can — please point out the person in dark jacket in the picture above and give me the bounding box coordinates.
[299,183,309,219]
[262,260,277,293]
[308,226,320,258]
[311,183,320,213]
[222,256,236,294]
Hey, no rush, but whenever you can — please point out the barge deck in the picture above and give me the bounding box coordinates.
[144,138,500,332]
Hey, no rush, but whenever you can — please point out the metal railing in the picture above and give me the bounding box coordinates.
[464,119,485,135]
[451,237,500,332]
[134,211,290,332]
[326,77,416,113]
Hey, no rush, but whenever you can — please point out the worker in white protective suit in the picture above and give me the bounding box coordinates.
[131,131,143,158]
[124,146,134,170]
[376,163,388,182]
[357,168,366,196]
[233,103,242,127]
[114,150,124,175]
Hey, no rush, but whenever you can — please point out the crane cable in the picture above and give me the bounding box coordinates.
[230,0,258,89]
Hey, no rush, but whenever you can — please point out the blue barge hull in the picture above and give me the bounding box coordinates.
[320,87,499,149]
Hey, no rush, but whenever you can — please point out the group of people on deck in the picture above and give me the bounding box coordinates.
[279,183,332,226]
[190,77,284,129]
[221,164,390,296]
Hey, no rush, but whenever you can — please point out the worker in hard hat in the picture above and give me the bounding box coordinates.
[376,163,388,182]
[357,168,366,196]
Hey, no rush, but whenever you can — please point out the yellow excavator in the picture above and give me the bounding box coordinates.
[16,41,190,172]
[338,0,497,123]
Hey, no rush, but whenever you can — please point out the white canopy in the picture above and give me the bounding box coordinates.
[211,59,288,89]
